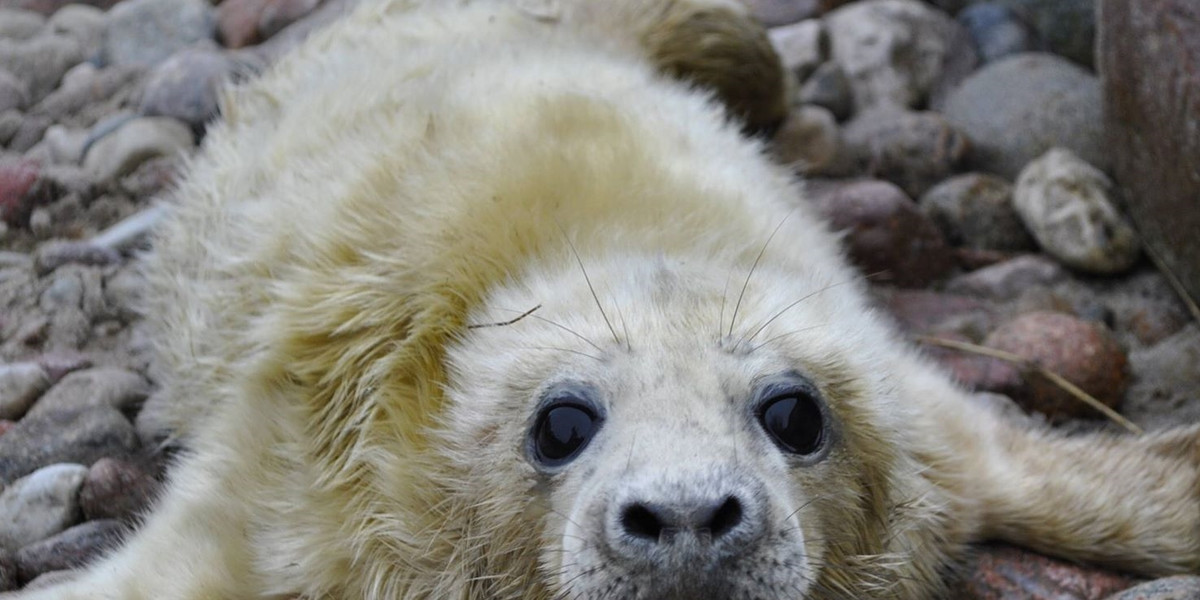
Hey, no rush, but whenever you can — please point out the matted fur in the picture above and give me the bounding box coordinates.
[8,0,1200,598]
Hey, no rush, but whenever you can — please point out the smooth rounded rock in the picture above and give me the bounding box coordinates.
[743,0,821,28]
[0,158,40,226]
[841,107,970,197]
[941,53,1105,179]
[45,4,105,59]
[102,0,217,67]
[82,116,194,183]
[0,407,138,484]
[959,2,1042,63]
[0,33,84,105]
[0,362,50,421]
[31,240,120,276]
[0,549,14,591]
[1105,576,1200,600]
[945,254,1066,301]
[995,0,1096,69]
[797,61,852,120]
[14,519,124,584]
[808,179,953,287]
[26,367,149,420]
[953,543,1138,600]
[769,19,826,82]
[78,457,159,522]
[771,105,840,175]
[139,46,236,130]
[0,9,45,41]
[0,69,28,113]
[257,0,322,40]
[31,64,143,125]
[984,311,1128,420]
[824,0,977,110]
[0,463,86,552]
[919,173,1034,252]
[1014,148,1140,274]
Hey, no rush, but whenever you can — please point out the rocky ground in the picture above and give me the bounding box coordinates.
[0,0,1198,597]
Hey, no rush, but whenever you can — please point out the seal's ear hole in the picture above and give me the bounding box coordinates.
[757,382,827,458]
[531,397,601,467]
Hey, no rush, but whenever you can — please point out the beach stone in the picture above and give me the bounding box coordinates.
[27,367,149,420]
[0,109,20,145]
[771,105,840,175]
[946,254,1066,301]
[139,46,237,131]
[0,69,27,113]
[941,53,1105,179]
[35,352,92,384]
[46,5,105,58]
[0,157,39,226]
[0,463,86,552]
[216,0,267,48]
[796,61,852,120]
[769,19,826,82]
[824,0,977,111]
[953,543,1138,600]
[258,0,322,39]
[14,519,124,584]
[0,550,14,591]
[31,64,143,126]
[994,0,1096,69]
[82,116,193,183]
[0,407,138,484]
[1100,0,1200,313]
[1125,326,1200,432]
[958,3,1042,63]
[1014,148,1140,274]
[78,457,158,522]
[1105,576,1200,600]
[984,311,1128,420]
[881,289,997,338]
[841,107,970,197]
[919,173,1034,252]
[744,0,820,27]
[102,0,217,67]
[0,362,50,420]
[32,240,119,275]
[0,32,82,105]
[42,124,88,164]
[0,8,44,41]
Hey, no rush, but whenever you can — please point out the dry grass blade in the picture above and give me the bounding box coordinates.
[914,335,1143,435]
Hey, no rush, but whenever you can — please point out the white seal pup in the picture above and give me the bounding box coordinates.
[9,0,1200,598]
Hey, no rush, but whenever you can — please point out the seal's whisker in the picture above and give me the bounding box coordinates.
[729,209,794,338]
[559,224,621,347]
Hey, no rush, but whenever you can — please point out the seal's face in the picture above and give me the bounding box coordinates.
[442,250,900,599]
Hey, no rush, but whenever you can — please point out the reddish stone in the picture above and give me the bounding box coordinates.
[923,331,1024,394]
[881,289,997,336]
[0,420,15,437]
[983,311,1128,420]
[953,544,1138,600]
[218,0,269,48]
[0,159,40,226]
[1099,0,1200,307]
[34,352,93,385]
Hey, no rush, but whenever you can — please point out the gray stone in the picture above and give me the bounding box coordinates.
[958,3,1042,63]
[771,105,840,176]
[7,112,49,152]
[103,0,216,67]
[82,116,193,183]
[1014,148,1140,274]
[993,0,1095,69]
[769,19,825,83]
[1104,576,1200,600]
[0,362,49,420]
[138,46,236,130]
[941,53,1105,179]
[0,109,20,145]
[918,173,1034,251]
[42,124,89,164]
[0,463,86,552]
[78,458,159,522]
[840,107,970,197]
[797,61,852,120]
[945,254,1066,301]
[0,549,14,591]
[14,519,124,584]
[27,367,149,420]
[0,33,84,105]
[32,240,120,276]
[0,407,138,484]
[45,4,104,59]
[0,8,45,41]
[743,0,820,28]
[0,68,27,113]
[824,0,977,111]
[30,64,143,125]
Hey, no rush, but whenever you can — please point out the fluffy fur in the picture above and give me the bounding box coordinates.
[10,0,1200,598]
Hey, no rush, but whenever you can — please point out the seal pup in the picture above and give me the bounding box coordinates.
[11,0,1200,598]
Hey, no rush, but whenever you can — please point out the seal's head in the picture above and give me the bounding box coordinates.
[439,249,912,599]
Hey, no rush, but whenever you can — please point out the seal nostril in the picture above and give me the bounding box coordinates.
[621,503,665,541]
[707,496,743,539]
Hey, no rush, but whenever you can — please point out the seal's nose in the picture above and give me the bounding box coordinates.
[619,495,744,542]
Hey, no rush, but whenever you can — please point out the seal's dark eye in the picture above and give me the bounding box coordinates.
[759,391,825,456]
[533,403,598,466]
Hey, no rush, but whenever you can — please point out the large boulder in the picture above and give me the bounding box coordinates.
[1099,0,1200,305]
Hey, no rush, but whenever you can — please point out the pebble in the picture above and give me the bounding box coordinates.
[880,289,996,338]
[0,549,14,591]
[0,33,84,106]
[743,0,821,28]
[994,0,1095,69]
[840,107,970,197]
[35,352,92,384]
[771,105,840,175]
[807,179,953,287]
[0,9,45,41]
[31,64,143,126]
[0,463,87,553]
[14,519,124,584]
[138,46,237,131]
[769,19,826,83]
[824,0,977,111]
[258,0,323,40]
[0,407,138,484]
[217,0,268,48]
[927,331,1023,394]
[26,367,149,420]
[41,124,88,165]
[918,173,1034,252]
[1105,576,1200,600]
[45,5,105,60]
[31,240,120,276]
[984,311,1128,420]
[941,53,1105,179]
[0,421,15,438]
[1014,149,1141,275]
[82,116,194,183]
[958,3,1041,63]
[7,112,50,152]
[102,0,217,67]
[952,543,1138,600]
[0,362,50,421]
[78,458,158,522]
[796,61,853,120]
[0,158,40,226]
[945,254,1066,301]
[0,69,28,113]
[0,109,20,145]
